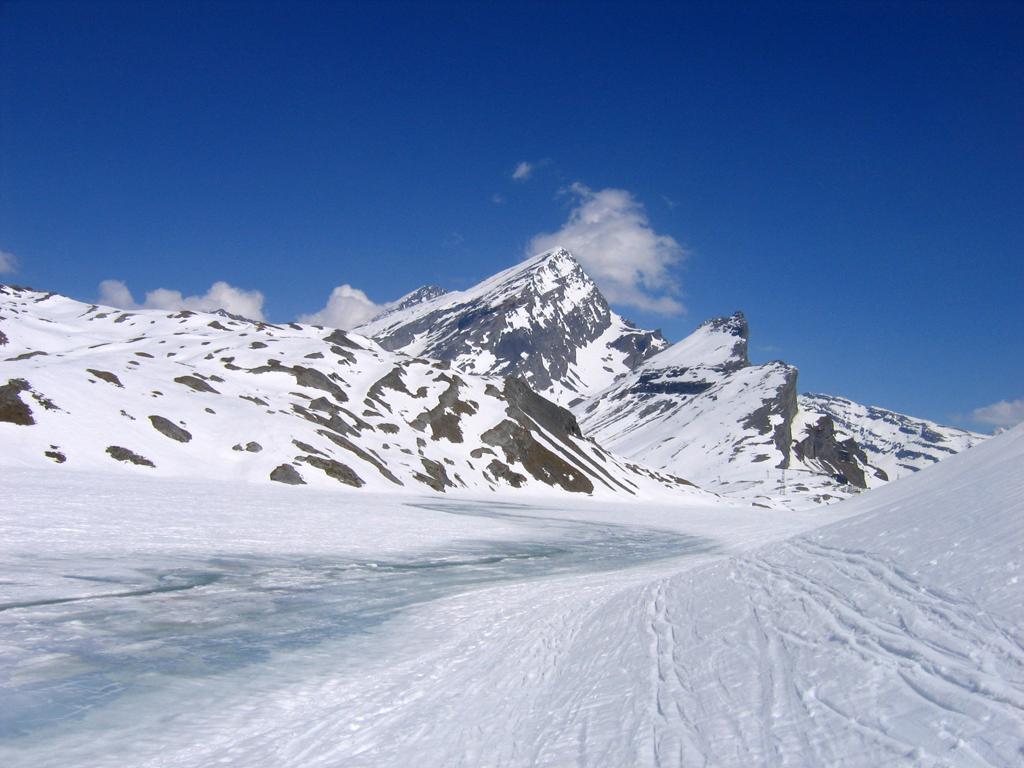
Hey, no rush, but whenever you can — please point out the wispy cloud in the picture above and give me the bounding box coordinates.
[298,284,382,330]
[0,249,19,274]
[971,398,1024,431]
[492,192,506,204]
[98,279,266,321]
[527,183,686,315]
[512,161,534,181]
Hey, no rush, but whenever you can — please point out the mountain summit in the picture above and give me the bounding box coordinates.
[357,248,667,402]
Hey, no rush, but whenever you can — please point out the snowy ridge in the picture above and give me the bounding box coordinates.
[577,311,984,506]
[357,248,667,403]
[576,312,836,506]
[799,392,986,481]
[0,285,694,498]
[360,253,980,506]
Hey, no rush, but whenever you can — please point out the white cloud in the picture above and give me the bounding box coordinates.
[527,183,686,315]
[298,284,382,330]
[98,279,136,308]
[971,398,1024,430]
[98,279,266,321]
[0,249,18,274]
[492,192,506,204]
[512,161,533,181]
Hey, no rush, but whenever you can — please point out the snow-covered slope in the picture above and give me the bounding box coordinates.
[0,285,692,498]
[618,421,1024,766]
[577,312,985,506]
[360,253,980,505]
[2,409,1017,767]
[576,313,853,505]
[357,248,667,403]
[800,392,986,481]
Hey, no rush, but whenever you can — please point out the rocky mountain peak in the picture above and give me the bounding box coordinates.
[641,310,750,374]
[356,248,666,402]
[392,285,448,313]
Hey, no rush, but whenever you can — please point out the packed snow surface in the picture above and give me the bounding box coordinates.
[1,426,1020,767]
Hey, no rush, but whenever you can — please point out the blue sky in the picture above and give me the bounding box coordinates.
[1,1,1021,431]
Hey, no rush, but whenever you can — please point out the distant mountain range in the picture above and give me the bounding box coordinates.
[0,249,984,505]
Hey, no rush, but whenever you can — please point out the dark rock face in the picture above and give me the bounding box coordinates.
[625,371,714,397]
[503,377,583,439]
[800,393,982,479]
[366,250,666,396]
[88,370,123,387]
[270,464,305,485]
[250,361,348,402]
[174,375,220,394]
[44,449,66,463]
[149,415,192,443]
[388,285,448,314]
[486,458,527,488]
[6,350,46,362]
[322,330,362,350]
[367,367,418,402]
[742,366,799,468]
[482,418,594,494]
[0,329,8,345]
[297,455,364,487]
[410,374,477,443]
[495,377,643,494]
[792,416,870,488]
[608,331,667,370]
[414,458,453,491]
[106,446,155,467]
[293,366,347,400]
[232,441,263,453]
[0,378,34,425]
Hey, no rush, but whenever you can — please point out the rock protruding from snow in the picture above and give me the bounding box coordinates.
[384,285,449,315]
[577,313,879,506]
[357,248,667,403]
[798,392,985,481]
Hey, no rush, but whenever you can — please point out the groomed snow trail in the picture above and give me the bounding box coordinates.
[1,426,1021,767]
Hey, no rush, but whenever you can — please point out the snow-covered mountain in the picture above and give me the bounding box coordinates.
[575,312,856,505]
[355,248,982,504]
[365,250,986,503]
[0,285,692,498]
[1,248,983,506]
[357,248,667,404]
[575,311,985,505]
[799,392,985,481]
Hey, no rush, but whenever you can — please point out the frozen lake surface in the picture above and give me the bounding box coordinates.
[2,430,1021,768]
[0,498,716,741]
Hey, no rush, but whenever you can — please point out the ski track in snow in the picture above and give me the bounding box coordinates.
[2,427,1022,767]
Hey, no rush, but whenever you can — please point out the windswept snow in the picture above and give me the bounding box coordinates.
[1,424,1020,766]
